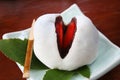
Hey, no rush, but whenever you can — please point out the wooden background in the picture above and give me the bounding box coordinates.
[0,0,120,80]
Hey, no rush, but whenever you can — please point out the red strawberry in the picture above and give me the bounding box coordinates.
[55,16,76,58]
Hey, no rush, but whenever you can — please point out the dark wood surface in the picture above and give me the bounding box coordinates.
[0,0,120,80]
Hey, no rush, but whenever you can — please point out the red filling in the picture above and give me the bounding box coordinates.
[55,16,77,58]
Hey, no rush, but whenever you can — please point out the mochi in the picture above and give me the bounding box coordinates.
[33,5,99,71]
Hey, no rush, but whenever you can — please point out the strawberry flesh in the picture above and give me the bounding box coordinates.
[55,16,76,58]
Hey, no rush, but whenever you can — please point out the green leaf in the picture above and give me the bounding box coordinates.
[77,65,90,78]
[0,39,48,69]
[43,66,90,80]
[43,69,74,80]
[0,39,27,65]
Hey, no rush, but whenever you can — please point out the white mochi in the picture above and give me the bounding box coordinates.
[34,11,99,71]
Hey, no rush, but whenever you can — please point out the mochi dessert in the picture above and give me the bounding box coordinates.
[33,5,99,71]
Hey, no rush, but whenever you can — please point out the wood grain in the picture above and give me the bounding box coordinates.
[0,0,120,80]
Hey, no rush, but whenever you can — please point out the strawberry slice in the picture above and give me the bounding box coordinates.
[55,16,76,58]
[63,18,76,48]
[55,16,63,48]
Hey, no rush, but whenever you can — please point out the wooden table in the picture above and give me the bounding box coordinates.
[0,0,120,80]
